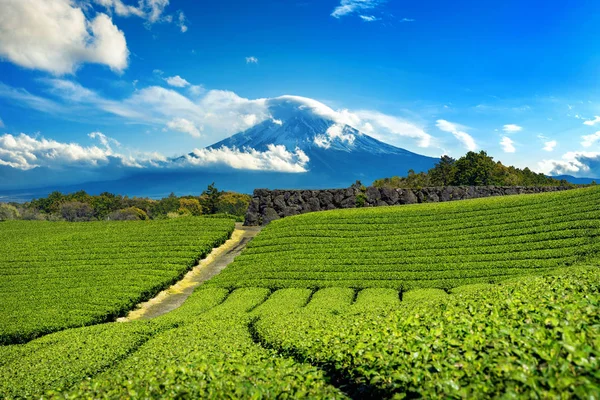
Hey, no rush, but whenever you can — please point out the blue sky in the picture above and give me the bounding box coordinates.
[1,0,600,179]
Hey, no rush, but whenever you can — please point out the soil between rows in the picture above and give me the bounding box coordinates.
[118,223,262,321]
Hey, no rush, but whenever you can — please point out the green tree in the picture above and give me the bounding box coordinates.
[452,151,497,186]
[200,183,223,215]
[91,193,123,219]
[31,191,65,214]
[428,155,456,186]
[216,192,251,218]
[150,193,180,217]
[179,198,203,216]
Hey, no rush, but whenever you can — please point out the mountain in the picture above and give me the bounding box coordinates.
[550,175,598,185]
[0,97,439,201]
[205,96,438,186]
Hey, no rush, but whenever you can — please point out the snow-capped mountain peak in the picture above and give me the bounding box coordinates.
[209,96,412,155]
[203,96,438,183]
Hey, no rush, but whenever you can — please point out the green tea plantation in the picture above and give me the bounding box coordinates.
[0,218,234,344]
[1,187,599,398]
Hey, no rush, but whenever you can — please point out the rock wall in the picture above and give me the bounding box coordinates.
[244,185,573,226]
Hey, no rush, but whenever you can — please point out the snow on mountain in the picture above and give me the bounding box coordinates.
[0,97,439,199]
[204,96,438,184]
[209,96,418,155]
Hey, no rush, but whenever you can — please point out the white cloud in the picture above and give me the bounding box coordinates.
[0,0,129,75]
[581,131,600,148]
[2,81,433,151]
[0,118,4,128]
[0,131,309,173]
[503,124,523,133]
[436,120,477,151]
[166,118,201,137]
[88,131,120,149]
[584,116,600,126]
[0,82,65,114]
[176,10,188,32]
[246,56,259,64]
[0,132,112,170]
[43,78,98,101]
[0,131,168,171]
[359,15,378,22]
[188,85,206,97]
[181,145,309,173]
[331,0,381,18]
[164,75,190,88]
[271,96,432,149]
[538,151,600,177]
[401,18,415,22]
[94,0,170,23]
[313,124,356,149]
[243,114,258,126]
[40,79,144,119]
[500,136,515,153]
[543,140,557,152]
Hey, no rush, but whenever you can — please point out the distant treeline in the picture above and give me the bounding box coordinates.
[373,151,586,189]
[0,183,251,222]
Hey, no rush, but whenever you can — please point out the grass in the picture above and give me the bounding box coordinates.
[1,187,599,398]
[0,217,234,344]
[208,186,600,289]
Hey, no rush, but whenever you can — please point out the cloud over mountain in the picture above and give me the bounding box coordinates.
[539,151,600,177]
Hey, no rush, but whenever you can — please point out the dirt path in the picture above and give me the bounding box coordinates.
[118,223,262,322]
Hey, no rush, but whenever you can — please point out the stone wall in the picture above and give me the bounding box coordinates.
[244,185,573,226]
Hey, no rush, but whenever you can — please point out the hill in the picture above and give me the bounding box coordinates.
[209,186,600,289]
[1,187,599,398]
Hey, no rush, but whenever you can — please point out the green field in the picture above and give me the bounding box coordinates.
[209,186,600,289]
[1,188,599,398]
[0,218,234,345]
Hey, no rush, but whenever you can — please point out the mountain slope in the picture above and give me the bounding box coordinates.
[207,96,438,183]
[1,97,440,199]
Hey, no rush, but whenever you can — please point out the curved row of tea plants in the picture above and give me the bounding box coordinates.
[0,287,346,399]
[209,186,600,289]
[254,267,600,398]
[0,218,234,345]
[3,267,598,398]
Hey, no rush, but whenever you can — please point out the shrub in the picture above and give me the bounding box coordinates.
[60,202,94,222]
[107,207,149,221]
[0,204,20,221]
[178,198,202,216]
[20,209,46,221]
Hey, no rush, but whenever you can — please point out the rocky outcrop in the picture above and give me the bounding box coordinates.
[244,185,573,226]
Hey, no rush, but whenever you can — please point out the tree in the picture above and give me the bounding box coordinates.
[60,201,94,222]
[453,151,496,186]
[30,191,65,214]
[200,183,222,215]
[149,193,180,217]
[91,193,123,219]
[217,192,252,218]
[179,198,203,216]
[428,155,456,186]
